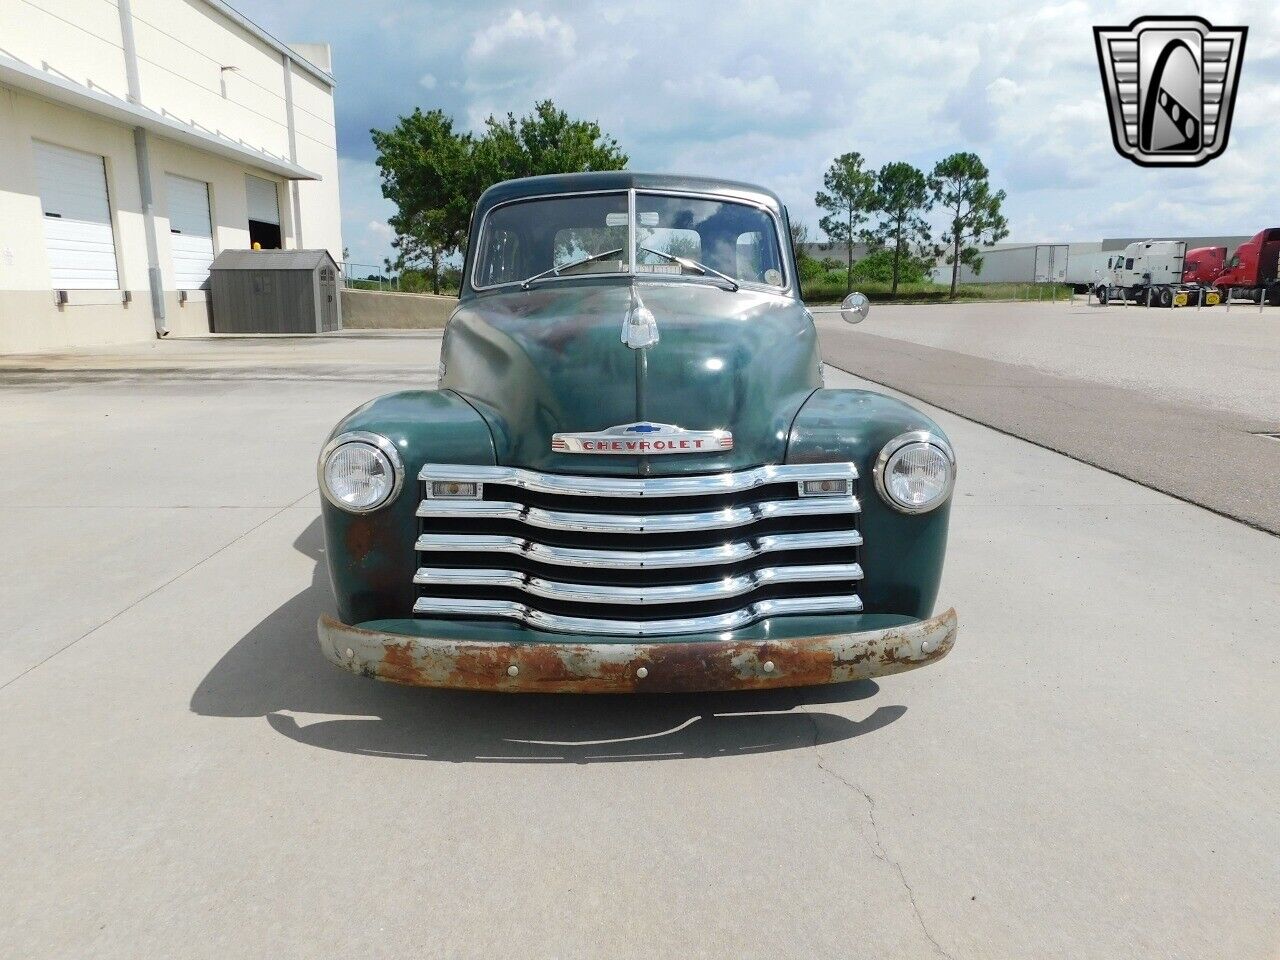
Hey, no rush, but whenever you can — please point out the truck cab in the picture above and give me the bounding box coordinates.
[313,172,958,693]
[1094,240,1216,307]
[1213,228,1280,303]
[1183,246,1226,285]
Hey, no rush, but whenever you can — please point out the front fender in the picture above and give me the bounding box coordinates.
[320,390,496,625]
[786,389,953,619]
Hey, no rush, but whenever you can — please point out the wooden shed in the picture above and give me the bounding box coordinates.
[209,249,342,333]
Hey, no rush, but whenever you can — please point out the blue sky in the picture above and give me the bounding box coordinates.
[248,1,1278,266]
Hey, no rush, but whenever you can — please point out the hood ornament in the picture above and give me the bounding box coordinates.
[621,287,659,349]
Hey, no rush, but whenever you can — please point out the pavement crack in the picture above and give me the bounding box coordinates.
[803,707,955,960]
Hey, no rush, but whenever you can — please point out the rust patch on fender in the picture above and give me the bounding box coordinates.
[344,519,377,563]
[319,609,958,694]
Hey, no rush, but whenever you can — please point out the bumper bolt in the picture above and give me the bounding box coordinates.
[636,666,649,679]
[345,647,354,659]
[921,640,932,653]
[762,660,775,673]
[507,664,519,677]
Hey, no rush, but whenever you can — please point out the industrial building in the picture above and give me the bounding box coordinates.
[0,0,342,353]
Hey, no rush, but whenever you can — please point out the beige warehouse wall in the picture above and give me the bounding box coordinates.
[0,0,130,100]
[148,135,296,279]
[0,1,341,353]
[288,61,342,261]
[127,0,294,158]
[0,87,157,351]
[0,86,301,351]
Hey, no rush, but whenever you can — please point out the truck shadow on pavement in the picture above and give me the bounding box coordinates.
[190,517,906,763]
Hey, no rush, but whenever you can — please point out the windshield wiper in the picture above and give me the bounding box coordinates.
[638,246,739,291]
[520,248,625,290]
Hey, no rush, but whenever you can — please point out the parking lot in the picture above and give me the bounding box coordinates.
[2,327,1278,959]
[814,301,1280,534]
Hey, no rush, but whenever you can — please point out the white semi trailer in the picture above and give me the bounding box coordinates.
[1065,250,1114,292]
[936,243,1068,284]
[1092,240,1220,307]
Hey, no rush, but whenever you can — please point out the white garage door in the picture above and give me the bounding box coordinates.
[33,142,120,289]
[166,174,214,290]
[245,175,280,225]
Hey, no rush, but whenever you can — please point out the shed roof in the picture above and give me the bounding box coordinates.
[211,249,337,271]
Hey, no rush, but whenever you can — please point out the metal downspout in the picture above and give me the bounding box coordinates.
[117,0,167,335]
[282,52,303,250]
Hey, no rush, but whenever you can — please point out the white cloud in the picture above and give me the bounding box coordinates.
[664,73,810,119]
[469,10,575,60]
[247,0,1280,263]
[466,10,576,89]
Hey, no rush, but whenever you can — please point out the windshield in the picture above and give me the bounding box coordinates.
[472,190,786,290]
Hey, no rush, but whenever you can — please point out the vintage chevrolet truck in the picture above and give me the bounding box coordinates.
[316,172,958,692]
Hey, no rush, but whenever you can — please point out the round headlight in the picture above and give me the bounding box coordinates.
[319,432,403,513]
[874,432,955,514]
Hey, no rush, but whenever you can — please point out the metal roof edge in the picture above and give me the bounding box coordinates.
[199,0,336,87]
[0,56,321,181]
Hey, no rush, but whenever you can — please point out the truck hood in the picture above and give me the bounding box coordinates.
[441,282,821,475]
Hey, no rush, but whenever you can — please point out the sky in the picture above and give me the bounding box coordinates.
[248,1,1279,268]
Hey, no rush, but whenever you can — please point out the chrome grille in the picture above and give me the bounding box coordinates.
[414,463,863,636]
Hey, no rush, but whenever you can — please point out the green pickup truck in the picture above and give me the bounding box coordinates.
[316,172,958,693]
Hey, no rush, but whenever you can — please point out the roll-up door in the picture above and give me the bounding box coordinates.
[166,174,214,290]
[33,142,120,289]
[245,175,282,250]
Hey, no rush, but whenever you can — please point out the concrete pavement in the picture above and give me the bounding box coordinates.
[814,306,1280,534]
[1,335,1277,959]
[811,299,1280,421]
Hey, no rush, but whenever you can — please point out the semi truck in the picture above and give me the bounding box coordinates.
[1183,245,1226,285]
[1212,228,1280,304]
[1093,240,1220,307]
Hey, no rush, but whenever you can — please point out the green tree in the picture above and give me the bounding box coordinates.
[389,211,449,294]
[474,100,627,182]
[930,152,1009,298]
[371,108,477,267]
[815,152,878,295]
[869,162,933,297]
[849,247,929,285]
[371,101,627,273]
[788,219,824,285]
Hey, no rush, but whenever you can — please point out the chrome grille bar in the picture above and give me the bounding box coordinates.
[414,462,863,635]
[415,529,863,569]
[412,594,865,637]
[418,496,859,533]
[415,562,863,605]
[421,461,856,498]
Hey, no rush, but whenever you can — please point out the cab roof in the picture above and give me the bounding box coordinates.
[474,171,786,217]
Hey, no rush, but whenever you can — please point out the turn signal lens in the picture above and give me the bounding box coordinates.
[430,481,480,499]
[801,478,851,496]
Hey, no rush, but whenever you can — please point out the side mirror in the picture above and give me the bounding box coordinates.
[840,291,870,324]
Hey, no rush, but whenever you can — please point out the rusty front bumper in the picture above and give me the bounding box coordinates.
[317,608,958,694]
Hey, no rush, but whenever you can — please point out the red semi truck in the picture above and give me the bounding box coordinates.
[1214,228,1280,304]
[1183,246,1226,285]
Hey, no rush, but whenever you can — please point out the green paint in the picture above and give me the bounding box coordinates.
[320,173,953,641]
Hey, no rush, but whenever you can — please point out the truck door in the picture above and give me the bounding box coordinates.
[1034,245,1051,283]
[1259,241,1280,286]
